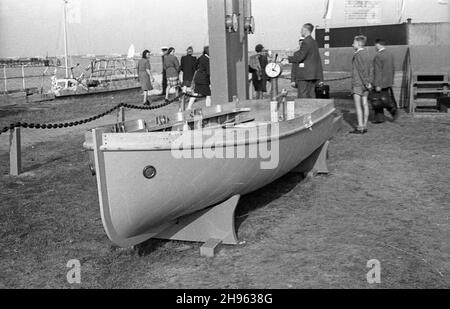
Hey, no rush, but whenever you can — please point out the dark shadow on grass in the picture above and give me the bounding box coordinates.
[0,107,29,119]
[341,107,387,129]
[341,109,357,130]
[331,91,352,100]
[21,156,64,173]
[235,172,306,232]
[134,239,171,257]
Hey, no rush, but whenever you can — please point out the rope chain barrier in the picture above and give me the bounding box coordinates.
[0,92,207,135]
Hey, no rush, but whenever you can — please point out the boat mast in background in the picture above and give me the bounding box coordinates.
[63,0,70,78]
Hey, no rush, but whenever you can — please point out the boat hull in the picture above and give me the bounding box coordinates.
[91,100,342,247]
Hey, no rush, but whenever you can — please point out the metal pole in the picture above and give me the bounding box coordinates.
[237,0,249,100]
[180,95,186,112]
[9,127,22,176]
[271,78,279,101]
[63,0,70,79]
[243,0,251,17]
[208,0,250,104]
[271,79,276,101]
[208,0,230,104]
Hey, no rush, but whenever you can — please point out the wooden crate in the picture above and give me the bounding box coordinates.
[410,72,450,114]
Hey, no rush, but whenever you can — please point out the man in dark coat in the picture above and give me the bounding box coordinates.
[187,46,211,109]
[161,47,169,95]
[288,23,324,98]
[180,46,197,88]
[291,37,305,89]
[372,39,398,123]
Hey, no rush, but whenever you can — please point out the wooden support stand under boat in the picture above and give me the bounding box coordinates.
[156,194,241,257]
[155,194,240,246]
[292,141,331,178]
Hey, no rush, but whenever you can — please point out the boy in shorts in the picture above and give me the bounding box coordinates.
[351,35,372,134]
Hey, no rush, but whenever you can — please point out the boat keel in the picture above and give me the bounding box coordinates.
[155,195,241,256]
[292,140,330,177]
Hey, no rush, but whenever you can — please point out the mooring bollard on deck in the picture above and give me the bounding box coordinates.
[9,127,22,176]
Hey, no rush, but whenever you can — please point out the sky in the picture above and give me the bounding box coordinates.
[0,0,449,58]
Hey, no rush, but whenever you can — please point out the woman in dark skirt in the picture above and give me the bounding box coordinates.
[249,44,269,99]
[187,46,211,110]
[137,50,155,105]
[163,47,181,101]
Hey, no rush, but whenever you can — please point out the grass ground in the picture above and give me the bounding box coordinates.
[0,82,449,289]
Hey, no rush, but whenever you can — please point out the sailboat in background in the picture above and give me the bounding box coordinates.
[50,0,140,98]
[127,45,136,60]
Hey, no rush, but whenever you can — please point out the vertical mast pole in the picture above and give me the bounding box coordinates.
[63,0,70,79]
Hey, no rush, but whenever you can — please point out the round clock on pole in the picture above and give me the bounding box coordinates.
[265,62,282,78]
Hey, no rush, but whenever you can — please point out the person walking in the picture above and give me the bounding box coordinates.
[249,44,269,99]
[180,46,197,90]
[288,23,324,98]
[350,35,372,134]
[137,49,155,106]
[372,39,398,123]
[161,47,169,96]
[163,47,181,101]
[187,46,211,110]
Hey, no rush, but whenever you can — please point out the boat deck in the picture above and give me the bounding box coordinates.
[84,99,336,151]
[242,98,335,122]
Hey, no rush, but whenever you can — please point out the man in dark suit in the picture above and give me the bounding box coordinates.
[372,39,398,123]
[288,23,324,98]
[180,46,197,89]
[291,37,305,89]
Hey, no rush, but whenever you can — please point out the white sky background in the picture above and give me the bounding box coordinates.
[0,0,449,57]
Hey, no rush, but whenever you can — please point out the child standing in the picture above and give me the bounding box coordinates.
[351,35,372,134]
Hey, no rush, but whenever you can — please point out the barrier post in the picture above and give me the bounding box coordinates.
[180,94,185,112]
[118,106,125,123]
[3,65,7,94]
[21,65,26,91]
[9,127,22,176]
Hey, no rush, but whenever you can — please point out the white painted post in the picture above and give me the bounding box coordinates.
[9,127,22,176]
[124,60,128,80]
[3,65,7,94]
[118,106,125,123]
[21,65,26,91]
